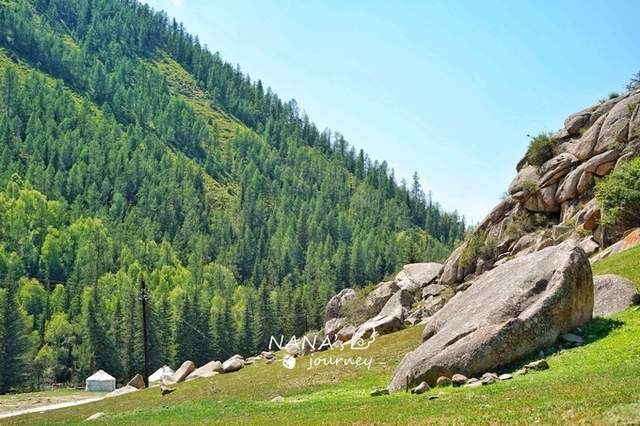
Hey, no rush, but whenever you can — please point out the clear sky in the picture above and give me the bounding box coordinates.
[143,0,640,223]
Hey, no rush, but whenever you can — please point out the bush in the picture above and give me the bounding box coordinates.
[458,231,497,271]
[595,157,640,225]
[505,211,548,240]
[526,132,555,167]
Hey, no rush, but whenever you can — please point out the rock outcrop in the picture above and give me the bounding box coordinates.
[593,274,639,317]
[186,361,223,381]
[388,244,593,391]
[438,88,640,288]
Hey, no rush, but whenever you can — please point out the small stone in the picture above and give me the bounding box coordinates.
[271,395,284,402]
[370,388,389,397]
[410,381,429,395]
[524,359,549,371]
[161,385,175,396]
[514,368,528,376]
[436,376,452,387]
[86,413,104,421]
[561,333,585,346]
[466,378,479,384]
[451,374,468,387]
[481,372,498,380]
[465,381,482,388]
[498,373,513,380]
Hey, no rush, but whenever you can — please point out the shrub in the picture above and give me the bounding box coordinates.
[608,92,620,100]
[505,211,548,240]
[595,157,640,225]
[458,231,498,271]
[525,132,555,166]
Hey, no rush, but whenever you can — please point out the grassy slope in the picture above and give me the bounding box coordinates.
[12,250,640,425]
[593,246,640,290]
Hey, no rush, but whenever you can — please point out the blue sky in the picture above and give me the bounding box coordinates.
[143,0,640,223]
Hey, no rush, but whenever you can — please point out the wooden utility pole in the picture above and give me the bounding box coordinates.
[140,276,150,388]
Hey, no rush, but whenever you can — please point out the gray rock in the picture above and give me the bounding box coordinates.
[396,263,443,294]
[593,274,640,317]
[271,395,285,402]
[336,324,356,342]
[186,361,223,381]
[436,376,452,387]
[127,374,145,389]
[594,93,640,154]
[172,361,196,383]
[451,374,468,387]
[388,244,592,391]
[564,110,592,136]
[539,153,578,188]
[465,381,482,388]
[524,359,549,371]
[561,333,584,346]
[498,373,513,380]
[325,288,356,322]
[422,284,448,298]
[364,281,400,316]
[578,236,599,257]
[222,357,245,373]
[513,368,528,376]
[352,289,413,342]
[86,413,105,421]
[324,317,345,340]
[439,245,465,286]
[106,385,138,398]
[411,381,430,394]
[567,114,606,161]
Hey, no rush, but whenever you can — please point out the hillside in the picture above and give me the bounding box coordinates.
[0,0,466,393]
[8,248,640,425]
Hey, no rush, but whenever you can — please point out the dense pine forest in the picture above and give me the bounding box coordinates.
[0,0,465,392]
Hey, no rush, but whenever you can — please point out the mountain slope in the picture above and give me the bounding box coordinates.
[0,0,465,392]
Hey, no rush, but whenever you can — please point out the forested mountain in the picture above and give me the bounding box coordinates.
[0,0,465,392]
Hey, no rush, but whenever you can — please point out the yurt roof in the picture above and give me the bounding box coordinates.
[86,369,115,381]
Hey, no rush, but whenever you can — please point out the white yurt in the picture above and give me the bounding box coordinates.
[149,365,175,386]
[85,369,116,392]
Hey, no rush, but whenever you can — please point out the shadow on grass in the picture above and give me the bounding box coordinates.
[500,317,624,374]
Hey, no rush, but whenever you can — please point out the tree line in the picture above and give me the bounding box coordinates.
[0,0,465,392]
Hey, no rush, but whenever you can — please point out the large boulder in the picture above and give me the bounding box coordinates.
[439,245,465,286]
[222,357,245,373]
[127,374,145,389]
[395,263,443,294]
[352,289,413,342]
[186,361,223,381]
[593,274,639,317]
[324,317,346,340]
[324,288,356,322]
[172,361,195,383]
[363,281,400,315]
[388,244,593,391]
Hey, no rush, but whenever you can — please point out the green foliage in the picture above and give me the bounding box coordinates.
[595,157,640,225]
[627,70,640,91]
[505,211,548,240]
[592,245,640,290]
[525,132,556,166]
[458,230,497,271]
[0,0,467,391]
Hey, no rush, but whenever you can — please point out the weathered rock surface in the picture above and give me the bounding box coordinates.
[324,288,356,322]
[364,281,400,316]
[336,324,356,342]
[127,374,145,389]
[593,274,639,317]
[222,357,245,373]
[172,361,196,383]
[396,263,443,295]
[106,385,138,398]
[352,289,413,342]
[388,244,593,391]
[186,361,223,381]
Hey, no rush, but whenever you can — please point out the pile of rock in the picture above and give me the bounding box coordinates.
[323,262,447,346]
[439,89,640,289]
[388,244,593,391]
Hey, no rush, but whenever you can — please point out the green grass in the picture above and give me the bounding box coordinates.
[592,245,640,290]
[10,251,640,425]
